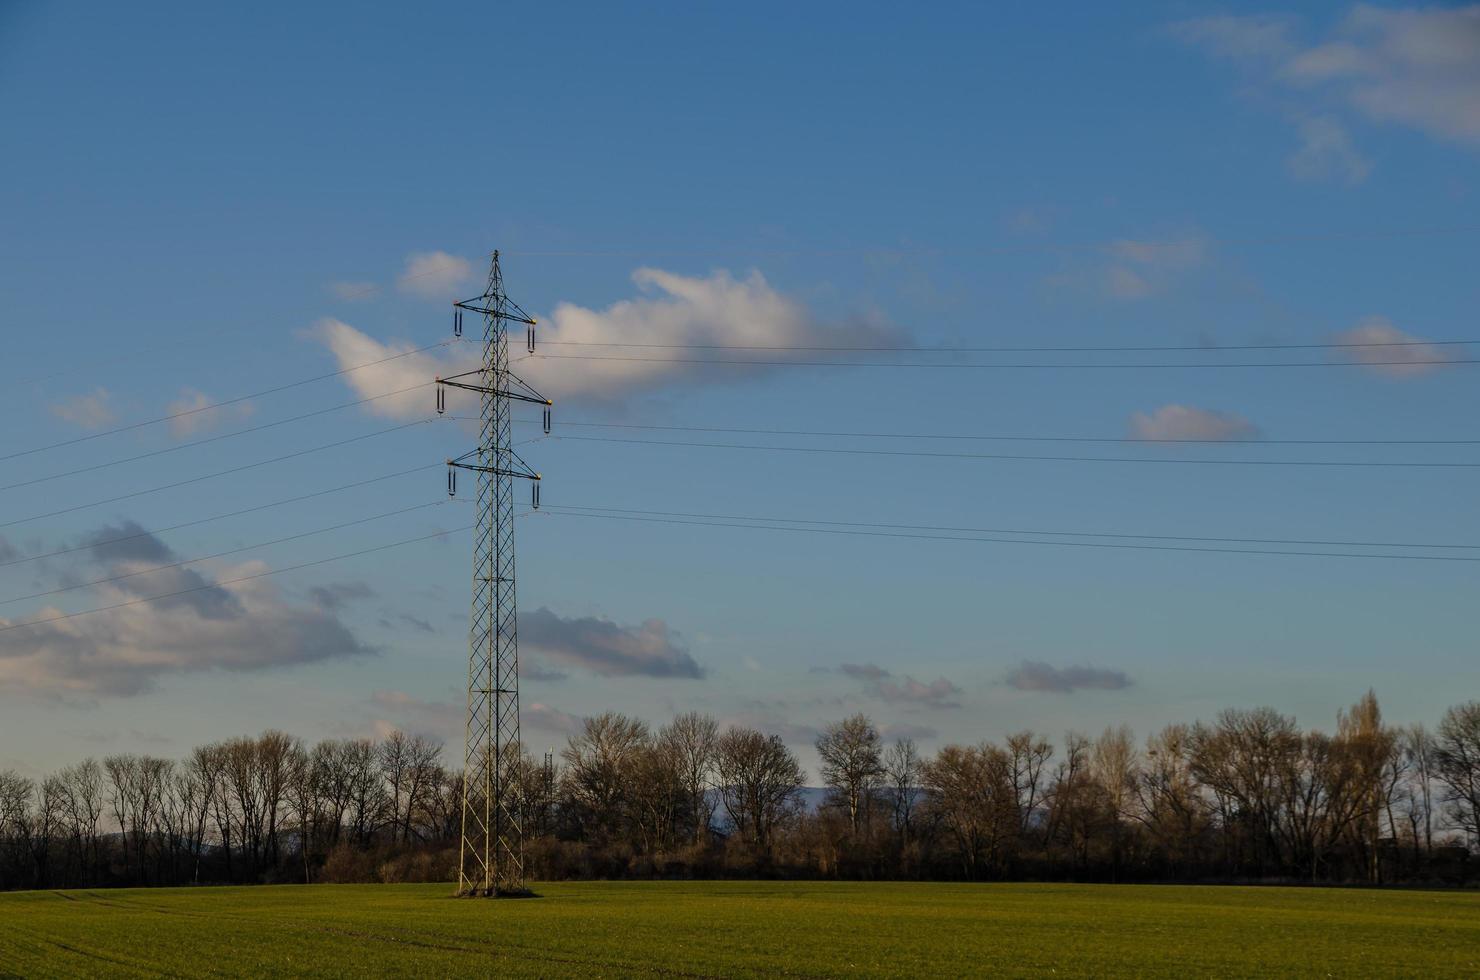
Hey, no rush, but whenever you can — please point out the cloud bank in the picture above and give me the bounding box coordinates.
[839,662,963,709]
[0,524,370,698]
[1004,661,1132,694]
[521,607,703,679]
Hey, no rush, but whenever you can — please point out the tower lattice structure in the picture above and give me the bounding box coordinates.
[436,250,549,896]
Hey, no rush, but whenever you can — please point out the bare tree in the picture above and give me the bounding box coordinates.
[921,743,1017,878]
[284,743,318,883]
[884,737,923,842]
[1006,731,1053,841]
[561,713,650,843]
[310,740,354,846]
[629,737,685,853]
[105,754,171,884]
[714,727,804,855]
[30,776,64,888]
[816,714,884,836]
[193,742,235,880]
[57,760,104,885]
[1092,726,1139,875]
[659,712,718,843]
[1136,724,1206,873]
[0,771,34,889]
[1337,690,1396,883]
[342,739,387,847]
[1044,732,1095,866]
[1399,724,1436,862]
[1190,708,1301,875]
[379,730,444,844]
[254,731,298,869]
[1434,701,1480,846]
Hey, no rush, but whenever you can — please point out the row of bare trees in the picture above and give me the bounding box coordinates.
[3,693,1479,890]
[0,730,445,890]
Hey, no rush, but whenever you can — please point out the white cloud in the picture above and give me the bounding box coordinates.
[1287,115,1372,184]
[399,251,475,298]
[525,267,907,400]
[165,388,256,439]
[1283,5,1480,147]
[310,318,464,419]
[1099,235,1208,301]
[313,268,908,410]
[1335,315,1455,377]
[1174,5,1480,171]
[50,388,114,429]
[1130,404,1259,441]
[0,524,369,698]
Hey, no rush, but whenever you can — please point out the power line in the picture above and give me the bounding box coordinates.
[7,333,237,390]
[532,507,1480,564]
[8,266,469,386]
[3,340,459,464]
[533,502,1480,552]
[0,420,434,532]
[546,434,1480,469]
[536,338,1473,353]
[512,418,1480,447]
[0,501,450,606]
[528,353,1474,370]
[501,222,1480,257]
[0,462,439,570]
[0,382,443,493]
[0,523,476,635]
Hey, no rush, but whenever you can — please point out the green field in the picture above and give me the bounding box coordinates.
[2,881,1479,977]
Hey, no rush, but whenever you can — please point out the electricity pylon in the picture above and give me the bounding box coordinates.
[436,250,550,896]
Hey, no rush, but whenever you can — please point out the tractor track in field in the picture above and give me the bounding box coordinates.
[37,935,168,977]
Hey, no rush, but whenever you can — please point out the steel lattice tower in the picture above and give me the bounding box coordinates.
[436,251,549,896]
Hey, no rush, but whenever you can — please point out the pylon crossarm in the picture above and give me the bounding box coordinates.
[454,298,536,326]
[448,448,540,481]
[450,461,540,481]
[506,447,539,479]
[436,377,551,406]
[438,369,486,383]
[502,368,549,405]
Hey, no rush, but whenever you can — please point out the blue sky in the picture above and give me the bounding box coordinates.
[2,2,1478,775]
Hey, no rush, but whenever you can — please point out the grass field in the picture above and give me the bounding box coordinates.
[2,880,1479,977]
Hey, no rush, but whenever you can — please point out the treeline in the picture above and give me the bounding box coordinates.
[2,692,1479,891]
